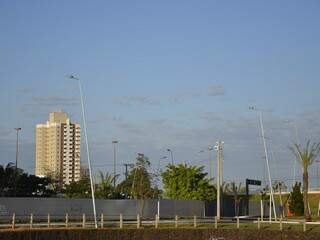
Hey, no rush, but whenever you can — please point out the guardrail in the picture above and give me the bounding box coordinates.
[1,214,320,232]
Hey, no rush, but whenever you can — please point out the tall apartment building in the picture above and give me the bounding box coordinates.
[35,111,81,185]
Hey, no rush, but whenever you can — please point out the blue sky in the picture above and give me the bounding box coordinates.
[1,1,320,188]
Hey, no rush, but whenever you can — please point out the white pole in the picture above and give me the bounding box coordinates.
[157,200,160,219]
[259,111,277,220]
[293,123,300,185]
[260,198,264,220]
[216,141,221,221]
[77,77,97,228]
[208,146,212,181]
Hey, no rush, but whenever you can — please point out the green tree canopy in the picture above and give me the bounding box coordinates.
[0,163,54,197]
[289,140,320,219]
[64,177,91,198]
[95,171,117,199]
[116,154,158,199]
[288,182,304,216]
[161,164,216,201]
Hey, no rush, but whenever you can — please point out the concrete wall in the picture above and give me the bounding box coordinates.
[0,197,282,220]
[0,198,205,220]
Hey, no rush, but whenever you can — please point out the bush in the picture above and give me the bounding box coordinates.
[289,182,304,216]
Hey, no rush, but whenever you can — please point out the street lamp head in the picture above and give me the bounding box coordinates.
[67,74,79,80]
[161,156,168,159]
[167,149,171,152]
[112,140,118,144]
[15,128,22,131]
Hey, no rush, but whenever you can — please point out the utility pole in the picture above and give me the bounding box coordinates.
[14,127,21,197]
[124,163,131,181]
[208,146,213,181]
[215,141,224,221]
[112,140,118,189]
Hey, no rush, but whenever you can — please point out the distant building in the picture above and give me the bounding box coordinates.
[35,111,81,185]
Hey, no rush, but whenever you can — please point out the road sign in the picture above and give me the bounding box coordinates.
[246,179,262,186]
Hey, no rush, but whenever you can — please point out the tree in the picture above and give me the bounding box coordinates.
[225,182,243,216]
[289,141,320,220]
[117,154,156,199]
[95,171,117,199]
[273,181,287,217]
[161,164,216,201]
[288,182,304,216]
[64,177,91,198]
[0,163,54,197]
[0,163,16,196]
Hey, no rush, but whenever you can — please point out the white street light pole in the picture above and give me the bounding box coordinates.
[199,146,214,181]
[14,127,22,197]
[112,140,118,189]
[68,75,97,228]
[215,141,224,221]
[250,107,277,221]
[167,149,174,165]
[284,120,300,186]
[208,146,213,181]
[293,122,300,184]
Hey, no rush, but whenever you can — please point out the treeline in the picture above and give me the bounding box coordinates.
[0,154,218,200]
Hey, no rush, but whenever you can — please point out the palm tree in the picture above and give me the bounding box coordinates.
[225,182,243,217]
[96,171,118,199]
[289,140,320,220]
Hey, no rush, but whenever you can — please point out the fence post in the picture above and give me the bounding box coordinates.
[236,217,240,229]
[82,213,86,228]
[303,220,306,232]
[279,217,283,231]
[47,213,51,228]
[65,213,69,228]
[30,213,33,229]
[215,216,218,229]
[137,214,141,229]
[120,214,123,229]
[155,214,159,229]
[257,218,260,230]
[100,213,104,228]
[11,213,15,229]
[193,215,197,228]
[175,215,178,228]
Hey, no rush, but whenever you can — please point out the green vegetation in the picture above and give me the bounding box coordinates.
[288,182,304,216]
[95,172,117,199]
[289,140,320,220]
[116,154,160,199]
[161,164,216,200]
[224,182,244,216]
[63,177,91,198]
[0,163,55,197]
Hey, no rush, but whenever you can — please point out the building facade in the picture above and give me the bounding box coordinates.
[35,111,81,185]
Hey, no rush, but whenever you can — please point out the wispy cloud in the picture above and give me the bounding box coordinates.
[169,84,226,104]
[113,96,160,106]
[207,84,226,96]
[17,87,33,94]
[27,96,79,106]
